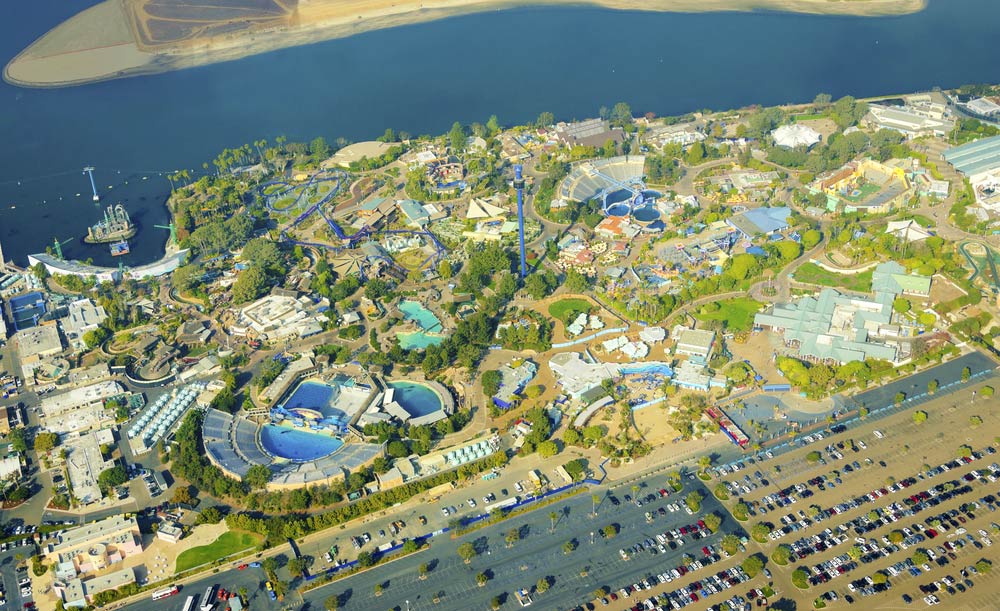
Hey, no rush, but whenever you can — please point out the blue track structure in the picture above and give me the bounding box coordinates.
[514,164,527,278]
[258,169,447,271]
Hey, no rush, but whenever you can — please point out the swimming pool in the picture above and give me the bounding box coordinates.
[399,300,443,332]
[259,425,344,462]
[387,381,443,418]
[397,331,445,350]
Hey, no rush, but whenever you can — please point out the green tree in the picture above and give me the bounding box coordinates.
[801,229,822,249]
[476,572,488,586]
[240,238,286,276]
[848,545,862,561]
[772,544,792,565]
[871,571,888,585]
[721,534,740,555]
[232,266,269,304]
[806,451,822,463]
[481,370,501,397]
[982,386,995,397]
[893,297,911,314]
[742,555,764,578]
[536,576,551,594]
[563,269,591,293]
[287,557,307,578]
[975,559,992,573]
[685,490,703,513]
[324,594,340,610]
[751,523,770,543]
[449,122,466,152]
[602,524,619,538]
[97,464,128,494]
[791,569,809,589]
[33,432,58,453]
[82,327,110,349]
[928,379,939,394]
[912,410,928,424]
[562,539,577,554]
[537,441,559,458]
[536,111,555,127]
[438,260,453,278]
[245,464,272,489]
[457,542,477,563]
[356,551,375,567]
[506,528,520,547]
[703,512,722,533]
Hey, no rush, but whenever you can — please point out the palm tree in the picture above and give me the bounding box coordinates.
[591,493,600,516]
[549,511,558,533]
[505,528,519,548]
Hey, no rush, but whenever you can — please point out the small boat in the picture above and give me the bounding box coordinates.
[110,240,130,256]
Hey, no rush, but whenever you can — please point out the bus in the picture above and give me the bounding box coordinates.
[200,585,217,611]
[181,596,196,611]
[484,497,518,514]
[150,586,180,601]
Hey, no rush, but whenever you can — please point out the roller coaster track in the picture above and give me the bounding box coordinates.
[259,169,446,269]
[959,240,1000,290]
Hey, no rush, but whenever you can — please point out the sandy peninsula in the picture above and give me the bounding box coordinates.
[4,0,928,88]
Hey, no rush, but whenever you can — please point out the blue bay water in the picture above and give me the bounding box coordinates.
[2,0,999,266]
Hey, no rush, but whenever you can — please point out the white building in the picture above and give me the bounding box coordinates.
[772,124,821,148]
[61,299,108,349]
[229,294,325,342]
[866,105,954,139]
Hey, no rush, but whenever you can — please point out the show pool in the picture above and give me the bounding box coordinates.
[259,425,343,462]
[387,381,443,418]
[399,300,443,332]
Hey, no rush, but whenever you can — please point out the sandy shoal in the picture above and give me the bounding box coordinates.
[5,0,927,87]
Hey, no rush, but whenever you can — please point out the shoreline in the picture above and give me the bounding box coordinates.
[5,0,928,89]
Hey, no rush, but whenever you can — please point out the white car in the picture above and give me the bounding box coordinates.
[467,498,476,508]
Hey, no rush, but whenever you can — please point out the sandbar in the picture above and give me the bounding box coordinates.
[4,0,928,88]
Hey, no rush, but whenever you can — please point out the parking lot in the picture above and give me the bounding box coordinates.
[706,376,1000,610]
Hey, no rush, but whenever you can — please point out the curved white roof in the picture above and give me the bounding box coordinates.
[772,124,822,148]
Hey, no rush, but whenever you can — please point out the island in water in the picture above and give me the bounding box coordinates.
[5,0,926,88]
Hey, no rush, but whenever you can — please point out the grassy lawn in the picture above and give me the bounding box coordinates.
[693,297,763,332]
[793,262,873,292]
[175,530,262,572]
[547,298,593,322]
[272,196,298,210]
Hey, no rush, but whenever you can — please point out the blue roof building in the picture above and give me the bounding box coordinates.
[944,135,1000,177]
[727,207,791,239]
[397,199,430,227]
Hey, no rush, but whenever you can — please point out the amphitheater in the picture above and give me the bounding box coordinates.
[559,155,646,203]
[202,409,383,490]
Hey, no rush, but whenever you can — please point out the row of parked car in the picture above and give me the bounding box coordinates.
[612,565,754,611]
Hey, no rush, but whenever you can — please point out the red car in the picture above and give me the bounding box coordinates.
[218,589,228,601]
[237,564,248,570]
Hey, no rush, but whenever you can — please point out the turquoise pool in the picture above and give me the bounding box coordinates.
[388,381,444,418]
[397,331,445,350]
[260,425,343,462]
[399,300,443,332]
